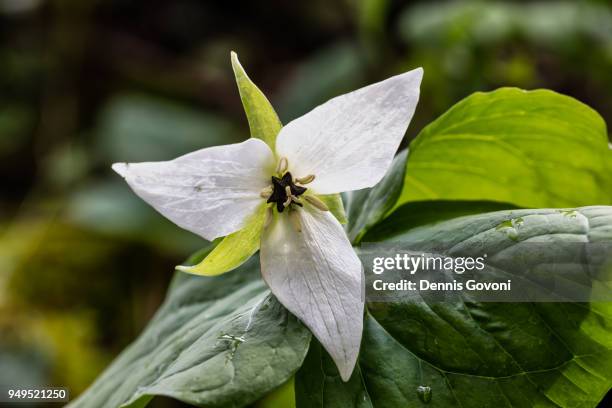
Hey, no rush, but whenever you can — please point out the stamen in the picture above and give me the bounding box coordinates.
[276,157,288,174]
[260,186,273,199]
[304,195,329,211]
[264,206,273,228]
[267,171,307,213]
[289,210,302,232]
[296,174,315,185]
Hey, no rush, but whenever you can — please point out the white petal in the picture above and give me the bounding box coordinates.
[260,206,364,381]
[112,138,275,241]
[276,68,422,194]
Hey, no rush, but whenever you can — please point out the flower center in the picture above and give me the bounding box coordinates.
[260,158,319,231]
[267,172,306,213]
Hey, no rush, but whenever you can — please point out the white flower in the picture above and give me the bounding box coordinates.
[112,66,422,381]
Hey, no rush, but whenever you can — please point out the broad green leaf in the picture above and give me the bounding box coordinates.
[344,149,408,243]
[395,88,612,211]
[364,200,518,242]
[231,52,282,150]
[71,252,311,408]
[297,206,612,407]
[177,204,266,276]
[318,194,348,225]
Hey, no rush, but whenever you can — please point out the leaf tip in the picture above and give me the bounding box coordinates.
[230,51,244,73]
[175,265,194,273]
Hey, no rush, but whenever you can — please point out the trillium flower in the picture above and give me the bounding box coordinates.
[112,55,422,381]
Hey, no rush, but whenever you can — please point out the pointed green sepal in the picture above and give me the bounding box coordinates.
[176,204,267,276]
[318,194,348,224]
[231,51,282,151]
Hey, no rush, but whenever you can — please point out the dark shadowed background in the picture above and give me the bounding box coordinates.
[1,0,612,406]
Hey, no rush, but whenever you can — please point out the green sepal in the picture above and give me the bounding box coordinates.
[176,204,266,276]
[231,51,282,151]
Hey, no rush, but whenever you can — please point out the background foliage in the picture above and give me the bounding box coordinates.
[2,0,612,406]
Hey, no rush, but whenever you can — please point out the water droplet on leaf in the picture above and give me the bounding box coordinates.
[416,385,432,403]
[495,217,524,241]
[358,391,368,402]
[559,209,577,218]
[218,333,245,361]
[495,220,512,230]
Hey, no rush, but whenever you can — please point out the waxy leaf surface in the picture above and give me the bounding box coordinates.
[296,206,612,408]
[396,88,612,209]
[71,251,311,408]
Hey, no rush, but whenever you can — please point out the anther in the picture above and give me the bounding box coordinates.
[289,210,302,232]
[276,157,288,174]
[296,174,315,185]
[267,171,306,212]
[304,195,329,211]
[260,186,273,199]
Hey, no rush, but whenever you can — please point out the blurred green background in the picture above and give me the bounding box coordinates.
[2,0,612,406]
